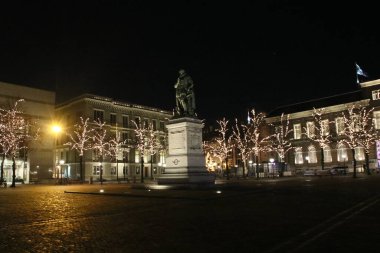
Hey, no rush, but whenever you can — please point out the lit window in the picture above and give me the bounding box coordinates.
[337,143,348,162]
[373,111,380,129]
[372,90,380,100]
[294,147,303,164]
[306,122,315,137]
[355,146,365,161]
[293,124,301,140]
[110,167,116,175]
[335,117,344,135]
[308,145,317,163]
[323,145,332,163]
[321,120,330,136]
[93,166,100,175]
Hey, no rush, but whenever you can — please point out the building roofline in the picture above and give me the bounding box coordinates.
[56,93,173,115]
[359,79,380,88]
[267,90,361,116]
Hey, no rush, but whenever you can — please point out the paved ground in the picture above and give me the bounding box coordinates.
[0,174,379,253]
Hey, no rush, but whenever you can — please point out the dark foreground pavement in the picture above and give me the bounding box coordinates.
[1,175,379,253]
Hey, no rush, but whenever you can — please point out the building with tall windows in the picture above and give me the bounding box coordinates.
[0,81,56,183]
[264,79,380,174]
[54,94,172,182]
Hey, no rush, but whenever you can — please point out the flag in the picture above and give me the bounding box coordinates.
[356,63,368,77]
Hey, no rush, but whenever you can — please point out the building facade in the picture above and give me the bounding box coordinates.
[264,79,380,175]
[54,94,173,183]
[0,81,56,183]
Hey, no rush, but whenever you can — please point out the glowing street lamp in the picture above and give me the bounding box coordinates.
[269,158,274,178]
[51,123,63,181]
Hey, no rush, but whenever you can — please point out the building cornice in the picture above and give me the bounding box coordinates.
[360,79,380,88]
[265,99,370,123]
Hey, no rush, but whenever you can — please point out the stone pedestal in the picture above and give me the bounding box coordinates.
[157,117,215,185]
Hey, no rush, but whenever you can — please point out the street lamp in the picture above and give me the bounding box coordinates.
[51,123,62,182]
[269,158,274,178]
[59,159,64,184]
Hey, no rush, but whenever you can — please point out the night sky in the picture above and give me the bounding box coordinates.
[1,1,379,123]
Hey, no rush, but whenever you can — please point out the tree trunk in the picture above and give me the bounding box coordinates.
[352,149,357,178]
[79,155,83,183]
[255,155,259,179]
[116,158,119,181]
[100,155,103,185]
[242,160,246,179]
[140,155,144,183]
[226,157,229,180]
[11,156,16,188]
[320,147,325,170]
[0,153,5,183]
[365,152,371,175]
[150,154,153,180]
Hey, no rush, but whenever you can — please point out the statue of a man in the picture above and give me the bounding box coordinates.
[174,69,196,116]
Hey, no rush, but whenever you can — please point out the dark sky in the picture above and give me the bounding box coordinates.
[1,1,379,123]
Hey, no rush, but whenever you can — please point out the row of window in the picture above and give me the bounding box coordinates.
[92,166,159,175]
[292,111,380,139]
[294,145,365,164]
[93,109,166,131]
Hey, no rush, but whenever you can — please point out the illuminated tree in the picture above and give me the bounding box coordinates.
[358,108,377,175]
[263,113,293,174]
[0,99,39,187]
[91,119,108,185]
[247,109,267,178]
[145,123,162,180]
[132,120,148,183]
[340,104,376,177]
[107,128,125,181]
[65,117,94,183]
[231,119,251,178]
[306,108,332,170]
[206,118,233,179]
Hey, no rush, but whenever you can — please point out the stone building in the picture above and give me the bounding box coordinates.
[264,79,380,175]
[54,94,172,182]
[0,81,56,183]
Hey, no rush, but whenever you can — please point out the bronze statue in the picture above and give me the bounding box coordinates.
[174,69,196,117]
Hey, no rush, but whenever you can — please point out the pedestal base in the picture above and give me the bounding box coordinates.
[157,117,215,186]
[157,172,215,185]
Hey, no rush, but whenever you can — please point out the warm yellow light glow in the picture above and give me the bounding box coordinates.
[52,125,62,134]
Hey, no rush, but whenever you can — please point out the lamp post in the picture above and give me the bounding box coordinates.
[59,159,64,184]
[269,158,274,178]
[52,124,62,183]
